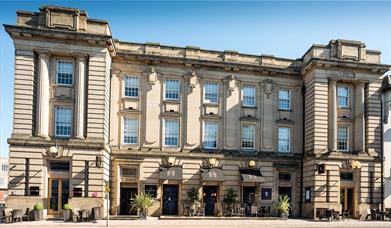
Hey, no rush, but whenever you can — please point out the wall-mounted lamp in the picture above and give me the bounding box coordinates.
[350,160,361,169]
[96,156,103,168]
[168,157,175,166]
[208,158,216,167]
[248,160,256,168]
[48,146,58,154]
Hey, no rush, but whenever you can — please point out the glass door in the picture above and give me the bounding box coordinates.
[48,179,69,215]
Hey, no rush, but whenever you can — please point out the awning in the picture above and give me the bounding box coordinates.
[240,169,266,183]
[201,168,226,182]
[159,166,183,180]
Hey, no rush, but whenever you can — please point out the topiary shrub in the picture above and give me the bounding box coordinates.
[63,204,72,210]
[34,203,43,210]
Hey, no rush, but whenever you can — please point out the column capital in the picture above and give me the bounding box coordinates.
[328,78,337,85]
[35,49,51,58]
[74,53,88,61]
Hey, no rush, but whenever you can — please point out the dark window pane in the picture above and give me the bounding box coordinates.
[340,172,353,181]
[279,173,291,181]
[29,186,39,196]
[49,161,70,171]
[261,188,272,200]
[73,187,83,197]
[145,185,157,198]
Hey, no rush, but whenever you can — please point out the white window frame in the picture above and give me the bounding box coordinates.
[124,76,139,98]
[278,127,291,153]
[203,121,218,149]
[56,60,74,86]
[242,85,256,107]
[54,106,73,137]
[123,117,138,145]
[164,119,179,147]
[204,81,219,104]
[278,88,291,110]
[337,125,349,151]
[242,124,255,150]
[337,85,349,108]
[165,79,180,101]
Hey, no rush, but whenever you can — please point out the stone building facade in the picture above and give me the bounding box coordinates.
[4,6,390,219]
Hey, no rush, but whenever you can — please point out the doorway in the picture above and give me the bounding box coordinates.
[340,188,354,217]
[48,179,69,215]
[203,186,218,216]
[120,187,138,215]
[162,185,179,215]
[243,186,256,205]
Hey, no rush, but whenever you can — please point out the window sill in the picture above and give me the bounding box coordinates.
[203,102,219,107]
[242,106,257,109]
[122,96,139,101]
[278,109,292,112]
[164,99,180,104]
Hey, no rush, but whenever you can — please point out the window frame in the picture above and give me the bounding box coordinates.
[242,85,256,107]
[165,79,180,101]
[164,119,179,147]
[337,125,349,152]
[204,81,219,104]
[56,59,74,86]
[278,127,291,153]
[203,121,218,149]
[54,106,73,138]
[123,117,139,145]
[337,85,349,108]
[242,124,256,150]
[278,88,291,110]
[261,188,272,200]
[124,76,139,98]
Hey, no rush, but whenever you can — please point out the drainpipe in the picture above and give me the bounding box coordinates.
[381,95,384,211]
[299,84,306,217]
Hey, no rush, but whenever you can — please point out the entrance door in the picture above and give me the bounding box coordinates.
[120,187,138,215]
[203,186,218,216]
[243,187,256,205]
[48,179,69,215]
[163,185,179,215]
[340,188,354,216]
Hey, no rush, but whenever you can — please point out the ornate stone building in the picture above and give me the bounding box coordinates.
[4,6,390,219]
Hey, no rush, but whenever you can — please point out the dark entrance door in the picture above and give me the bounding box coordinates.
[203,186,218,216]
[243,186,256,205]
[278,187,292,214]
[120,187,138,215]
[163,185,179,215]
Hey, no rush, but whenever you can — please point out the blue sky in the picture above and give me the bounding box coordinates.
[0,0,390,157]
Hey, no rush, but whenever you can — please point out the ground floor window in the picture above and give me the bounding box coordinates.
[261,188,272,200]
[145,185,157,198]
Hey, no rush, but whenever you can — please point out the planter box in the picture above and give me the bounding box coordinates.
[34,209,43,221]
[63,210,71,222]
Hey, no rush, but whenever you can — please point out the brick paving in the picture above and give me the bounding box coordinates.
[1,219,391,228]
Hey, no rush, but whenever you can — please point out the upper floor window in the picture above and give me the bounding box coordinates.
[123,117,138,144]
[278,127,291,152]
[1,164,8,172]
[337,125,349,151]
[203,121,218,149]
[164,119,179,147]
[242,125,255,150]
[204,81,218,104]
[337,86,349,108]
[278,88,291,110]
[56,60,73,85]
[124,76,139,98]
[165,79,180,100]
[242,86,256,107]
[55,107,72,137]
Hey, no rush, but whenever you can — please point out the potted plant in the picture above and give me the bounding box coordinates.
[276,194,291,220]
[63,204,72,222]
[33,203,44,221]
[223,188,238,215]
[131,192,154,219]
[186,187,200,211]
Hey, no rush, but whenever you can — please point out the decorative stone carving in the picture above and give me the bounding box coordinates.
[147,67,157,84]
[188,70,198,89]
[227,75,236,91]
[260,78,275,99]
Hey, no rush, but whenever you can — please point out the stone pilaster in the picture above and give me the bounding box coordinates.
[75,54,87,139]
[328,79,337,151]
[36,50,50,138]
[354,82,365,152]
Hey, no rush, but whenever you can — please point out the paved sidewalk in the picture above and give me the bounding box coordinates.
[1,219,391,228]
